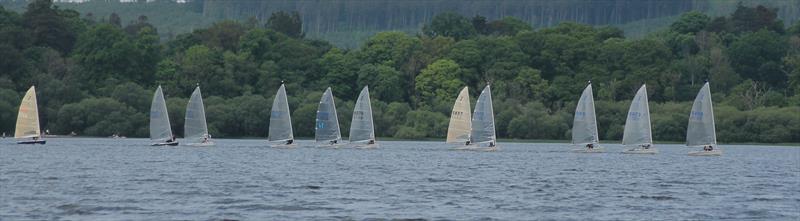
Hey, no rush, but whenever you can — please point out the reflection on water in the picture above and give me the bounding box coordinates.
[1,138,798,220]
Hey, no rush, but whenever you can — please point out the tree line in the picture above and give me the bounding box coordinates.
[0,0,798,143]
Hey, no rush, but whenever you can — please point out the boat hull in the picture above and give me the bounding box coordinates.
[185,142,214,147]
[151,141,179,146]
[17,140,46,145]
[353,143,379,149]
[622,148,658,154]
[452,145,498,152]
[270,143,297,148]
[688,150,722,156]
[572,147,605,153]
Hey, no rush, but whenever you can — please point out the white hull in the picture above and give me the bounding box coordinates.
[353,143,379,149]
[316,143,343,148]
[452,145,498,152]
[688,150,722,156]
[270,143,297,148]
[572,147,605,153]
[185,141,215,147]
[622,148,658,154]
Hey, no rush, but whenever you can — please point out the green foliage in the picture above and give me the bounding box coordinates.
[0,2,797,143]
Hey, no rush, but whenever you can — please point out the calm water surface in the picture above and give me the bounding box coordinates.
[1,138,799,220]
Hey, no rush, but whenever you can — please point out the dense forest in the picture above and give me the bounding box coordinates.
[2,0,799,47]
[0,0,798,143]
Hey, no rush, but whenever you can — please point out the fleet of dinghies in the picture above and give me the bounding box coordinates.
[12,81,724,156]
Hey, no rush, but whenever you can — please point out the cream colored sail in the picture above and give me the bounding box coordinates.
[572,83,599,145]
[622,84,653,146]
[447,87,471,144]
[686,82,717,147]
[14,86,41,139]
[349,86,375,143]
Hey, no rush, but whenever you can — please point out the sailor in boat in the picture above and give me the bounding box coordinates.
[489,141,495,147]
[202,134,210,143]
[367,140,375,145]
[286,139,293,145]
[329,140,338,145]
[465,140,471,146]
[586,143,594,149]
[167,135,176,143]
[642,144,651,149]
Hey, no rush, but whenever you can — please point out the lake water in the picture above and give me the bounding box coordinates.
[1,138,798,220]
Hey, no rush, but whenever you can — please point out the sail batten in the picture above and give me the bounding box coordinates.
[15,86,41,139]
[150,86,173,141]
[184,86,209,143]
[447,87,472,143]
[269,84,294,141]
[687,82,717,146]
[315,87,341,143]
[470,85,496,144]
[572,83,599,145]
[622,84,653,146]
[349,86,375,143]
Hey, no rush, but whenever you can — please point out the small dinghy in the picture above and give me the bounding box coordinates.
[448,85,498,151]
[686,81,721,156]
[268,83,297,148]
[349,86,378,149]
[15,86,46,144]
[150,86,178,146]
[315,87,342,148]
[184,85,214,146]
[571,82,603,153]
[622,84,657,154]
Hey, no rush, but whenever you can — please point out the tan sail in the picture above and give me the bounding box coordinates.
[15,86,41,139]
[447,87,471,143]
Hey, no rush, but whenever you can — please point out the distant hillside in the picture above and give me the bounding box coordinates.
[2,0,798,47]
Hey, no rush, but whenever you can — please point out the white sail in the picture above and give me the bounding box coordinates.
[269,84,294,142]
[686,82,717,147]
[14,86,41,139]
[315,87,341,143]
[572,83,599,145]
[349,86,375,143]
[150,86,173,141]
[447,87,471,143]
[622,84,653,146]
[470,85,496,144]
[184,86,209,143]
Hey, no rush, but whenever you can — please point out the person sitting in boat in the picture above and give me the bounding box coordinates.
[586,143,594,149]
[167,135,176,143]
[368,140,375,145]
[642,144,651,149]
[329,140,338,145]
[465,140,471,146]
[708,145,714,151]
[489,141,495,147]
[703,145,710,151]
[202,136,209,143]
[286,139,293,145]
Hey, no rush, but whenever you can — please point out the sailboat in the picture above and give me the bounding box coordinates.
[451,85,498,151]
[687,81,721,156]
[315,87,342,147]
[349,86,378,148]
[571,82,603,153]
[15,86,45,144]
[150,86,178,146]
[184,85,213,146]
[268,83,296,148]
[622,84,657,154]
[447,87,472,148]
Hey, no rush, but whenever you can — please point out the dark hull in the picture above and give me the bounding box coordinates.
[17,140,46,144]
[151,141,179,146]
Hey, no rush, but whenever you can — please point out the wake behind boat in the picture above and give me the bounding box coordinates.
[15,86,45,145]
[622,84,657,154]
[184,85,214,146]
[571,82,603,153]
[686,81,721,156]
[315,87,342,147]
[349,86,378,149]
[150,86,178,146]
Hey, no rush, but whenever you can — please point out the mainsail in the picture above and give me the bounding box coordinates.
[150,86,173,141]
[184,86,209,143]
[269,84,294,142]
[686,82,717,147]
[349,86,375,143]
[622,84,653,146]
[470,85,496,144]
[14,86,41,139]
[572,83,599,145]
[315,87,341,143]
[447,87,472,143]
